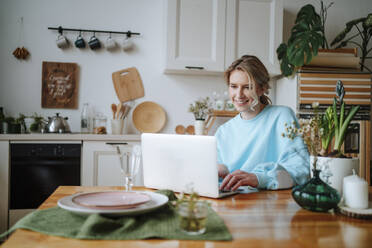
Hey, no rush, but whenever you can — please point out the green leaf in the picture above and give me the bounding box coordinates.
[280,55,294,76]
[276,43,287,60]
[277,43,294,76]
[276,4,324,76]
[363,13,372,28]
[287,31,323,66]
[295,5,321,26]
[332,98,339,145]
[340,102,345,131]
[331,17,366,46]
[335,105,360,151]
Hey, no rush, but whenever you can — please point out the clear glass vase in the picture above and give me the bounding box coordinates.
[177,201,208,235]
[292,169,341,212]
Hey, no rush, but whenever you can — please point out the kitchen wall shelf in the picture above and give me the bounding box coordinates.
[205,110,239,134]
[48,26,140,36]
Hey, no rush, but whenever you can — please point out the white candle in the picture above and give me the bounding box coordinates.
[343,171,369,209]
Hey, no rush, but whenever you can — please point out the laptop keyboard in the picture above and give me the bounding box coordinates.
[219,189,233,193]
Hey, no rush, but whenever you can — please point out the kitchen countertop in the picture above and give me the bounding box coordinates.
[0,134,141,142]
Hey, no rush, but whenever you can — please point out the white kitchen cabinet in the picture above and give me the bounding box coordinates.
[225,0,283,75]
[165,0,227,74]
[82,141,143,187]
[0,141,9,236]
[165,0,283,75]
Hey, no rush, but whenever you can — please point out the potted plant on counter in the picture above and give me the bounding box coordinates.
[283,81,361,212]
[4,114,25,134]
[188,97,212,135]
[29,113,45,133]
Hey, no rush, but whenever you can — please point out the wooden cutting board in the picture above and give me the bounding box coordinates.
[112,67,145,102]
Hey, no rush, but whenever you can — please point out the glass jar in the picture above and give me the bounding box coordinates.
[93,113,107,134]
[81,103,90,133]
[177,201,208,235]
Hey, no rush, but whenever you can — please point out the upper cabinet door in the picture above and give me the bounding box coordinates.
[165,0,226,74]
[225,0,283,75]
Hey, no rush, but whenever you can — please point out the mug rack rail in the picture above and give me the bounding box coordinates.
[48,26,140,37]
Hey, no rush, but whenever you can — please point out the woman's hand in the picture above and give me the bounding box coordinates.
[218,164,229,178]
[220,170,258,191]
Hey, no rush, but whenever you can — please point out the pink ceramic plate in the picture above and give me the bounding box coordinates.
[72,191,151,210]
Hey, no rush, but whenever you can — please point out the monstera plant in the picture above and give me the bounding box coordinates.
[277,4,325,76]
[331,13,372,72]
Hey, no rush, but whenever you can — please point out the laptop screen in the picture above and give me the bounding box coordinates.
[141,133,220,197]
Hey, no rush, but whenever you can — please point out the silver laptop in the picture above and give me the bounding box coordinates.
[141,133,239,198]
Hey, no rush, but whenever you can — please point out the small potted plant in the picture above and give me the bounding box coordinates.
[283,103,340,212]
[283,81,361,211]
[176,191,208,235]
[29,113,45,133]
[5,115,22,134]
[189,97,212,135]
[188,97,212,135]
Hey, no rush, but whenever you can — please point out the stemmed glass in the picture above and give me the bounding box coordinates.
[116,145,141,191]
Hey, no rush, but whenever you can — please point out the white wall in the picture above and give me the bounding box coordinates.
[0,0,229,134]
[1,0,371,134]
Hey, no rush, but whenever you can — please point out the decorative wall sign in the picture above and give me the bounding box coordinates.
[42,61,79,109]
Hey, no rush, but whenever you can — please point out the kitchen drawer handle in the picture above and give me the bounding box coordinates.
[106,142,128,145]
[185,66,204,70]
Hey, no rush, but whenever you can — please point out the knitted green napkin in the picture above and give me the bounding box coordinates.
[0,190,232,241]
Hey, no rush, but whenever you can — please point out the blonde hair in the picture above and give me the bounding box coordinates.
[224,55,271,105]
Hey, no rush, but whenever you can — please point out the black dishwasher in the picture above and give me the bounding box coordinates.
[10,143,81,209]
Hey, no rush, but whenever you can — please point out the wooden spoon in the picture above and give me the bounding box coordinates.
[116,103,123,119]
[121,104,131,119]
[111,103,117,119]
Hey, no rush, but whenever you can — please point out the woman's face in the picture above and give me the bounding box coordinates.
[228,69,264,113]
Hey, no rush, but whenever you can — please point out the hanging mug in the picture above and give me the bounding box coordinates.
[105,34,117,50]
[75,32,85,48]
[56,35,69,49]
[88,35,101,50]
[122,37,134,51]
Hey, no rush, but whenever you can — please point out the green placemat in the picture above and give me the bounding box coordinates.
[0,190,232,241]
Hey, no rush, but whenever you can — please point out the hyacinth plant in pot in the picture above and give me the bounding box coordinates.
[188,97,212,135]
[283,80,360,212]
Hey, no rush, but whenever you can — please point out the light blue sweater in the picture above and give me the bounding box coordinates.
[215,105,310,189]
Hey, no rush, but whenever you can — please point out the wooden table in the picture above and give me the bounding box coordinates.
[2,186,372,248]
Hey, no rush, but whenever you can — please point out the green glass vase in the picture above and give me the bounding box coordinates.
[292,169,340,212]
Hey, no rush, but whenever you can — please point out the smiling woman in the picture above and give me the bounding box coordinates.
[216,55,310,191]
